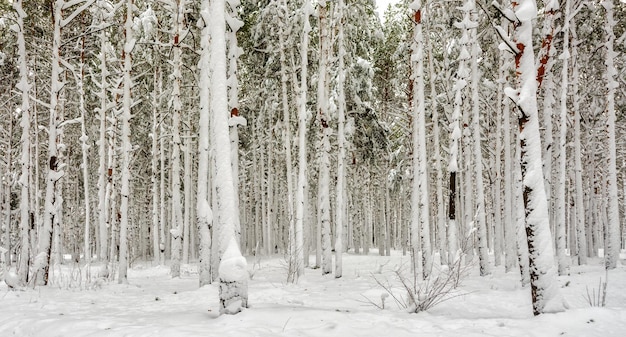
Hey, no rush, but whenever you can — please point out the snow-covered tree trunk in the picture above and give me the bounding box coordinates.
[95,0,112,263]
[151,59,161,264]
[570,20,586,265]
[335,0,346,279]
[227,0,245,245]
[409,0,431,279]
[493,32,504,268]
[75,18,91,264]
[14,0,32,285]
[554,0,570,276]
[168,0,187,279]
[509,0,564,315]
[496,16,517,273]
[602,0,620,270]
[447,0,472,264]
[317,0,332,276]
[118,0,135,284]
[38,0,65,286]
[295,0,313,278]
[536,0,557,213]
[468,0,490,276]
[197,0,213,286]
[183,127,192,264]
[277,0,297,283]
[426,29,447,266]
[212,0,248,314]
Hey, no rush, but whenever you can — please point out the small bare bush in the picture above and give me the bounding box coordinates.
[584,272,607,307]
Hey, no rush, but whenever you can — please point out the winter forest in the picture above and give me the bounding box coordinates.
[0,0,625,335]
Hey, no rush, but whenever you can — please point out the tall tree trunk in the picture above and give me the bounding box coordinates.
[197,0,213,286]
[118,0,135,284]
[335,0,346,278]
[38,0,64,286]
[169,0,187,279]
[501,20,516,272]
[317,0,332,276]
[96,1,111,263]
[15,0,31,284]
[278,0,297,283]
[212,0,248,314]
[426,27,447,267]
[601,0,620,270]
[410,1,432,280]
[571,18,587,265]
[468,0,490,276]
[554,0,571,276]
[227,0,244,244]
[77,18,91,264]
[295,0,312,278]
[510,0,564,315]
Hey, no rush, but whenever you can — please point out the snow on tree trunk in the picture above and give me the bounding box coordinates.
[197,0,213,287]
[183,129,192,264]
[317,0,332,276]
[168,0,186,279]
[536,1,557,216]
[212,0,248,314]
[493,33,504,268]
[409,0,432,279]
[426,29,447,266]
[496,15,518,273]
[602,0,620,270]
[554,0,570,276]
[570,21,586,265]
[118,0,135,284]
[14,0,31,285]
[95,0,112,263]
[37,0,64,286]
[226,0,245,245]
[509,0,564,315]
[295,0,313,278]
[467,0,490,276]
[151,60,161,264]
[219,237,248,314]
[277,0,297,283]
[77,23,91,264]
[335,0,346,279]
[447,0,472,264]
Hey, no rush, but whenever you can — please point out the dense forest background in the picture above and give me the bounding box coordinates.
[0,0,625,314]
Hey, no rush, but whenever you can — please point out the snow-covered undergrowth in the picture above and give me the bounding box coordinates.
[1,251,625,337]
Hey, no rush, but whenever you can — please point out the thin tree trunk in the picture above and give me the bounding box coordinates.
[278,0,297,282]
[197,0,213,286]
[601,0,620,270]
[468,0,490,276]
[96,1,111,263]
[317,0,332,276]
[14,0,32,285]
[118,0,134,284]
[38,0,64,286]
[335,0,346,278]
[571,19,587,265]
[410,1,431,279]
[554,0,571,276]
[295,0,312,278]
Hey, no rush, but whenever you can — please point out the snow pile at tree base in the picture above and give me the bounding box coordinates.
[219,237,248,314]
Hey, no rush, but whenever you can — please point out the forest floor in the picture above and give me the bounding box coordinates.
[1,251,626,337]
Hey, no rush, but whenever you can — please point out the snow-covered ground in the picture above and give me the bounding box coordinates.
[2,251,626,336]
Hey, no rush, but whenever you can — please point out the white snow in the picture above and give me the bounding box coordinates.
[2,252,626,336]
[218,238,248,282]
[515,0,537,21]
